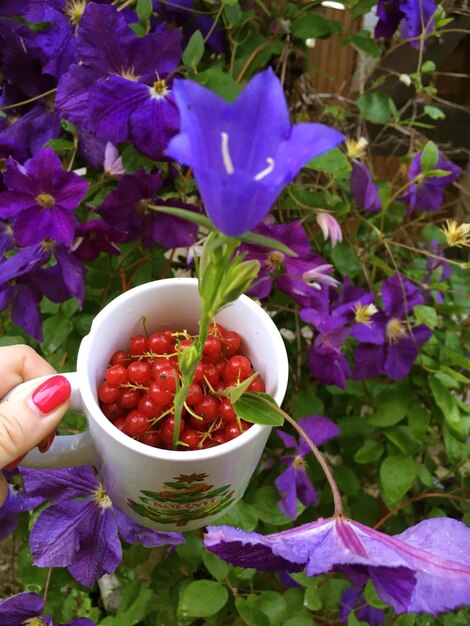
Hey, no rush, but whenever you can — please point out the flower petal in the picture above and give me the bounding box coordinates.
[21,466,99,502]
[114,507,184,548]
[0,592,44,626]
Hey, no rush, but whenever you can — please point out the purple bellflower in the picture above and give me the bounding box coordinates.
[56,4,182,160]
[98,170,198,249]
[0,148,89,247]
[375,0,437,48]
[353,273,432,381]
[399,150,460,214]
[166,68,344,236]
[21,466,184,588]
[204,515,470,616]
[275,415,339,519]
[350,161,382,214]
[0,591,95,626]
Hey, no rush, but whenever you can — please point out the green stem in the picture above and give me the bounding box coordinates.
[0,88,57,111]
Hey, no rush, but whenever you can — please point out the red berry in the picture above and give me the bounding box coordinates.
[127,361,151,384]
[222,331,241,357]
[186,383,202,406]
[105,364,128,386]
[224,355,251,380]
[192,361,205,383]
[180,429,201,449]
[98,382,120,404]
[219,399,237,421]
[213,433,227,446]
[194,395,219,422]
[179,338,193,351]
[123,411,149,437]
[101,402,126,422]
[148,381,173,406]
[148,332,172,354]
[247,376,265,392]
[225,422,243,440]
[202,336,222,363]
[137,394,162,419]
[119,388,141,409]
[203,363,219,387]
[130,334,148,354]
[113,418,126,432]
[156,366,177,393]
[111,350,130,367]
[189,415,206,431]
[140,430,161,447]
[160,416,185,447]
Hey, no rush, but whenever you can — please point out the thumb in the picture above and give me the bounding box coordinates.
[0,375,71,470]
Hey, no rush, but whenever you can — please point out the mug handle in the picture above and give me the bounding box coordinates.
[3,372,98,469]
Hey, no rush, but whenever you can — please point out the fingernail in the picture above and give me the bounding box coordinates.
[38,431,56,453]
[32,375,71,414]
[5,454,26,471]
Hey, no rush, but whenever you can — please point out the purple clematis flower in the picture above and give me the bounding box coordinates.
[350,161,382,214]
[0,147,88,247]
[275,415,339,519]
[375,0,437,48]
[340,571,385,626]
[98,170,198,249]
[56,4,182,160]
[166,68,344,235]
[0,472,44,541]
[204,515,470,615]
[0,591,95,626]
[353,273,432,381]
[399,150,460,214]
[307,328,352,388]
[21,466,184,588]
[73,220,125,262]
[316,212,342,246]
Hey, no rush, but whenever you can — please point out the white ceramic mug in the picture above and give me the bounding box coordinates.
[13,278,289,531]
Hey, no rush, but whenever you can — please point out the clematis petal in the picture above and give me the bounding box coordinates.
[129,91,180,160]
[30,501,90,567]
[0,192,37,217]
[11,284,43,342]
[350,161,382,214]
[295,468,318,510]
[275,465,299,519]
[68,505,122,588]
[297,415,340,455]
[353,343,385,380]
[21,466,100,501]
[114,507,184,548]
[0,592,44,626]
[381,273,423,318]
[55,245,86,304]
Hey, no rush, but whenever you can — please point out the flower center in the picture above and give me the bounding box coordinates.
[152,79,168,98]
[138,198,151,215]
[220,132,275,180]
[293,456,306,470]
[23,618,47,626]
[93,485,113,509]
[64,0,87,26]
[266,250,285,271]
[354,303,378,326]
[441,219,470,248]
[386,318,407,343]
[35,193,55,208]
[120,67,141,82]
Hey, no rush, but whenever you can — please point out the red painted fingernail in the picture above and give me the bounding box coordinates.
[32,375,71,414]
[5,454,26,471]
[38,431,56,453]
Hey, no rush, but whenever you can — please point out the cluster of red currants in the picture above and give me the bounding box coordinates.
[97,323,265,450]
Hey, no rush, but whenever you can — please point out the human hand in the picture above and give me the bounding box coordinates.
[0,345,71,505]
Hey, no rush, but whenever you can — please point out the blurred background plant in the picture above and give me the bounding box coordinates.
[0,0,469,624]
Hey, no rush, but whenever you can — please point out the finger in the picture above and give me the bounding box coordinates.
[0,472,7,506]
[0,375,71,468]
[0,345,56,399]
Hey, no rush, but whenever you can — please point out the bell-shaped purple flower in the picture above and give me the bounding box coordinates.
[350,161,382,214]
[21,466,184,588]
[0,148,88,247]
[275,416,339,519]
[0,591,95,626]
[204,515,470,616]
[166,68,344,235]
[399,150,460,214]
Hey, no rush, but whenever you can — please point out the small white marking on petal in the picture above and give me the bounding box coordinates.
[254,157,275,181]
[221,132,234,175]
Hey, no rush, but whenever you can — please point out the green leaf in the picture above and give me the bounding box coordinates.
[330,241,361,277]
[292,12,341,39]
[235,598,270,626]
[307,148,352,178]
[136,0,152,22]
[284,617,316,626]
[424,104,445,120]
[344,30,381,57]
[239,230,297,256]
[356,93,394,124]
[256,591,288,626]
[368,385,411,427]
[44,138,75,152]
[421,60,436,73]
[364,580,387,609]
[183,30,204,70]
[178,580,228,618]
[42,316,73,353]
[407,401,430,439]
[354,440,384,464]
[420,141,439,172]
[429,375,462,433]
[202,551,229,582]
[385,426,421,455]
[304,583,322,611]
[380,455,416,505]
[348,614,369,626]
[413,304,438,328]
[223,371,261,404]
[351,0,377,18]
[195,67,242,101]
[233,392,284,426]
